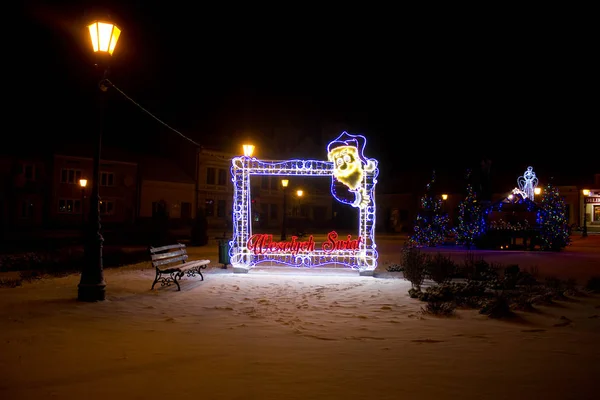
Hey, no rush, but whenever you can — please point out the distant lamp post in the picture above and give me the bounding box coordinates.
[79,178,87,226]
[296,189,304,217]
[582,189,590,238]
[441,194,448,201]
[280,179,289,240]
[243,144,255,157]
[78,18,122,302]
[534,187,541,196]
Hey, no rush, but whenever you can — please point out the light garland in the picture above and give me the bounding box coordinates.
[229,132,379,275]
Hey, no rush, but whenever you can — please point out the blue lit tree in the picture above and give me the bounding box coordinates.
[456,169,485,248]
[409,170,450,247]
[537,182,571,251]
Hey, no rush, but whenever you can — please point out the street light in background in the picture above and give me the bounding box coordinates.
[582,189,590,238]
[79,178,87,227]
[534,187,541,196]
[280,179,289,240]
[296,189,304,217]
[78,19,122,302]
[243,144,255,157]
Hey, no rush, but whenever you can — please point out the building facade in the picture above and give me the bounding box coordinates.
[137,155,195,222]
[0,154,49,231]
[51,154,138,227]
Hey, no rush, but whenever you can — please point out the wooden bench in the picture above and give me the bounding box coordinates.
[149,243,210,291]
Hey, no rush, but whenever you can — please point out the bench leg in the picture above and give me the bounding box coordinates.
[151,270,161,290]
[173,271,182,291]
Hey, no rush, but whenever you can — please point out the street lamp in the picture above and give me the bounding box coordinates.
[582,189,590,238]
[280,179,289,240]
[243,144,255,157]
[78,19,122,302]
[79,178,87,226]
[296,190,304,217]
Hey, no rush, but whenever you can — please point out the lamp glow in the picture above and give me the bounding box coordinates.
[281,179,289,188]
[534,187,541,195]
[296,189,303,197]
[79,179,88,188]
[583,189,590,196]
[442,194,448,200]
[88,21,121,55]
[242,144,255,157]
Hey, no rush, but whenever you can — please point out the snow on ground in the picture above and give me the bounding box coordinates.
[0,235,599,399]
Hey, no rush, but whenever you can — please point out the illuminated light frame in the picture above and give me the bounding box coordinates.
[229,132,379,276]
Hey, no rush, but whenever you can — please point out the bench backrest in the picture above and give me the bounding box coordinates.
[149,243,189,268]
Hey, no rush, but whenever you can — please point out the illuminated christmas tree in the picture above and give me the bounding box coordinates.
[456,170,485,248]
[409,170,450,247]
[537,182,571,251]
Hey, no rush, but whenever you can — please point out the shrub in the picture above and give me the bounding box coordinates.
[426,253,456,284]
[480,293,513,318]
[400,246,429,290]
[422,301,456,316]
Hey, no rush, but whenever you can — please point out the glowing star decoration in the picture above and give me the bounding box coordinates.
[327,132,377,209]
[229,131,379,276]
[517,166,538,199]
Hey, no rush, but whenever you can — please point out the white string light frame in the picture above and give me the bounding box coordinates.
[229,133,379,275]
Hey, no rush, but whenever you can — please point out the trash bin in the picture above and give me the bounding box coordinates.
[217,238,230,268]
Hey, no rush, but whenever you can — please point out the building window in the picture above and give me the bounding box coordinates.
[100,200,115,215]
[218,168,227,186]
[205,199,215,216]
[23,164,36,181]
[20,200,33,218]
[270,203,278,220]
[60,169,82,184]
[594,205,600,222]
[100,172,114,186]
[207,168,216,185]
[217,200,226,217]
[152,201,167,217]
[58,199,81,213]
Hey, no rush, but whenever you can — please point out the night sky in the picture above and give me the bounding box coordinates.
[16,1,597,191]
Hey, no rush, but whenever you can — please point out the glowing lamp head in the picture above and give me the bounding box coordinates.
[88,21,121,55]
[583,189,590,196]
[534,187,541,195]
[242,144,255,157]
[296,190,303,197]
[79,179,88,188]
[281,179,289,188]
[441,194,448,201]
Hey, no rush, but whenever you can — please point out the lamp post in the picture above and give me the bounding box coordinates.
[280,179,289,240]
[296,189,304,217]
[582,189,590,238]
[79,178,87,226]
[78,19,122,302]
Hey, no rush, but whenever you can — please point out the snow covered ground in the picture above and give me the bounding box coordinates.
[0,235,599,399]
